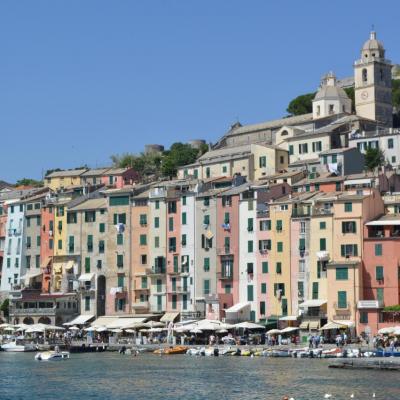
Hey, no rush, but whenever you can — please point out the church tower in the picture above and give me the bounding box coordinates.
[354,31,392,127]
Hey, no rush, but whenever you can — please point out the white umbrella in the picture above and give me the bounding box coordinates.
[218,323,234,330]
[84,327,96,332]
[378,327,395,335]
[139,328,149,332]
[266,329,281,335]
[0,323,14,329]
[96,326,108,332]
[69,326,80,331]
[148,327,163,333]
[3,326,16,332]
[25,327,44,334]
[196,321,217,331]
[190,328,203,334]
[111,329,123,333]
[144,321,164,328]
[175,326,192,333]
[235,321,265,330]
[280,326,299,334]
[125,329,136,334]
[217,329,228,333]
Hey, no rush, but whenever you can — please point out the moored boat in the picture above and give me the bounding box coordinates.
[35,351,70,361]
[1,340,37,352]
[153,345,189,355]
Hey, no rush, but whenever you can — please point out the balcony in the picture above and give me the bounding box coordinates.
[256,210,270,218]
[357,300,384,309]
[217,247,232,255]
[8,228,22,237]
[79,284,96,294]
[132,301,149,310]
[292,208,311,218]
[167,266,180,275]
[312,207,333,216]
[12,307,56,316]
[146,267,166,276]
[218,269,233,280]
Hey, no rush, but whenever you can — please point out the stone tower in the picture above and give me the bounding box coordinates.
[354,31,393,127]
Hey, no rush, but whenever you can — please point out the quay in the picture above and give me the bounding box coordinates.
[329,359,400,371]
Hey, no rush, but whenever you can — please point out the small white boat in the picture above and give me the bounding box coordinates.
[35,350,70,361]
[1,340,37,352]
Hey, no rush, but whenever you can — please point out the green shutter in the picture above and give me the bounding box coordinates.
[204,279,210,295]
[312,282,319,299]
[140,234,147,246]
[204,257,210,271]
[247,218,253,231]
[344,202,352,212]
[375,244,382,256]
[336,267,348,280]
[247,285,254,301]
[276,262,282,274]
[299,238,305,250]
[203,215,210,225]
[319,238,326,251]
[248,240,253,253]
[260,301,266,315]
[182,212,187,225]
[262,261,268,273]
[376,266,384,280]
[169,217,174,231]
[276,220,282,231]
[261,283,267,294]
[154,217,159,228]
[117,234,123,245]
[109,196,129,206]
[173,255,178,273]
[85,257,90,273]
[320,221,326,229]
[277,242,283,252]
[99,223,105,233]
[338,291,347,308]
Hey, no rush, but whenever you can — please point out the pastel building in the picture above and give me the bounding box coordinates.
[101,168,139,189]
[359,215,400,335]
[45,169,88,191]
[40,196,55,293]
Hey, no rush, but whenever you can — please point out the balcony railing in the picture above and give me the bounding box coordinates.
[146,267,166,275]
[292,208,311,218]
[334,302,351,310]
[312,207,333,216]
[217,247,232,255]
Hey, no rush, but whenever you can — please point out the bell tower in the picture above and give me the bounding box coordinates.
[354,31,392,127]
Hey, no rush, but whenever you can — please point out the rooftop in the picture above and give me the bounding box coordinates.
[46,169,88,178]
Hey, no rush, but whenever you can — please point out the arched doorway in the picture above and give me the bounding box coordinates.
[38,316,51,325]
[23,317,34,325]
[97,275,106,317]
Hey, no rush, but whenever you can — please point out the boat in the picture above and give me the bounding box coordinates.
[1,340,37,352]
[186,348,201,356]
[321,348,343,358]
[35,350,70,361]
[153,345,189,355]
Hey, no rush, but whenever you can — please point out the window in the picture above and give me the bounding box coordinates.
[299,260,305,273]
[247,285,254,301]
[87,235,93,252]
[67,212,77,224]
[181,234,187,246]
[277,242,283,252]
[154,236,159,248]
[203,279,210,295]
[117,274,125,288]
[342,221,356,233]
[154,217,159,228]
[117,254,124,268]
[260,301,266,315]
[140,234,147,246]
[169,237,176,252]
[247,218,253,232]
[259,156,267,168]
[276,220,282,232]
[205,167,210,178]
[109,196,129,206]
[58,239,62,250]
[203,215,210,226]
[331,154,337,163]
[336,267,348,280]
[139,214,147,226]
[140,254,147,265]
[375,244,382,256]
[171,294,177,310]
[320,221,326,230]
[224,237,230,252]
[85,211,96,223]
[68,236,74,253]
[155,200,160,210]
[182,212,187,225]
[113,213,126,224]
[117,234,123,245]
[99,240,105,253]
[26,255,31,268]
[247,263,253,274]
[319,238,326,251]
[274,283,285,297]
[262,261,268,273]
[204,257,210,272]
[341,244,358,257]
[312,282,319,299]
[141,276,147,289]
[260,220,271,231]
[299,238,305,251]
[261,283,267,294]
[376,266,384,280]
[392,156,396,164]
[276,262,282,274]
[85,257,90,273]
[360,312,368,324]
[224,212,230,224]
[259,239,271,252]
[85,296,90,311]
[248,241,253,253]
[169,217,174,231]
[26,236,31,249]
[344,202,352,212]
[298,143,308,154]
[337,291,347,308]
[173,256,179,273]
[314,183,320,191]
[388,138,394,149]
[225,284,231,294]
[377,288,384,302]
[336,182,341,191]
[222,165,227,173]
[99,223,105,233]
[289,145,294,155]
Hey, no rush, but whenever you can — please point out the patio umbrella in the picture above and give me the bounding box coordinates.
[139,328,149,332]
[84,327,96,332]
[144,321,164,329]
[196,321,217,331]
[235,322,265,330]
[125,329,136,334]
[217,329,228,334]
[25,326,45,334]
[69,326,80,331]
[378,327,395,335]
[0,323,14,329]
[266,329,281,335]
[190,328,203,334]
[218,323,234,330]
[111,329,123,333]
[148,327,163,333]
[3,326,16,332]
[280,327,299,334]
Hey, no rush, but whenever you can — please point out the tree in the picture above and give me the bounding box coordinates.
[15,178,43,187]
[365,147,385,171]
[0,299,9,318]
[286,93,315,116]
[161,143,199,177]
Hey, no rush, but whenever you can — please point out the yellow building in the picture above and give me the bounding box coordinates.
[45,169,88,191]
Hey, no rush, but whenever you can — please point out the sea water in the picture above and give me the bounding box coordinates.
[0,352,399,400]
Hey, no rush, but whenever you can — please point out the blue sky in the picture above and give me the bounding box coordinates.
[0,0,399,182]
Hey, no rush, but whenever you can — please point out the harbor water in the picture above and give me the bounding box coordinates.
[0,352,399,400]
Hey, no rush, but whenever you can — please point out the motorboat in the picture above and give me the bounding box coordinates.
[35,350,70,361]
[153,345,189,355]
[1,340,37,352]
[186,348,201,356]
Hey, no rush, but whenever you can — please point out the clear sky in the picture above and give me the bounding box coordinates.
[0,0,399,182]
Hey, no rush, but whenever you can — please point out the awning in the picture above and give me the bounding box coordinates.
[279,315,298,321]
[320,321,348,330]
[40,256,52,269]
[21,271,42,285]
[160,312,180,323]
[299,321,309,329]
[309,321,320,330]
[107,317,147,329]
[299,300,327,308]
[64,314,94,326]
[65,261,75,271]
[344,178,373,186]
[225,302,251,313]
[366,219,400,226]
[91,316,120,328]
[78,273,95,282]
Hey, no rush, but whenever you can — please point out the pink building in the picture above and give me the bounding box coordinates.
[0,204,8,288]
[40,201,55,293]
[216,190,240,318]
[359,215,400,335]
[101,168,139,189]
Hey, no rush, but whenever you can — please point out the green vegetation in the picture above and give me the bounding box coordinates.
[286,80,400,117]
[0,299,9,318]
[15,178,43,187]
[111,142,208,179]
[365,147,385,171]
[383,305,400,312]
